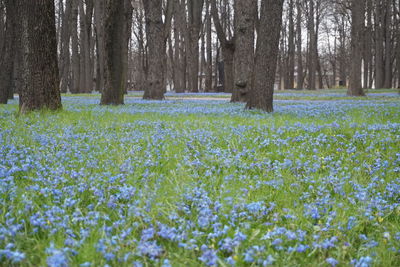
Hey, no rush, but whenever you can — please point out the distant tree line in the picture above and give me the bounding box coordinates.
[0,0,399,112]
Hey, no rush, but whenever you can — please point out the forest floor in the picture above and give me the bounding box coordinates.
[0,91,400,266]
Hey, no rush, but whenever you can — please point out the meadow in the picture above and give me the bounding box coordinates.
[0,90,399,266]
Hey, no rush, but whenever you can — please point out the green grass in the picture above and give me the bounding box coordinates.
[0,96,399,266]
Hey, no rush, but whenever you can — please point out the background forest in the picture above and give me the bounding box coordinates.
[1,0,399,106]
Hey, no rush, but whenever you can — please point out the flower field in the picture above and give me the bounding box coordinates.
[0,93,400,266]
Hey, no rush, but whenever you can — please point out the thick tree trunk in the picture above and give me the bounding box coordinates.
[348,0,365,96]
[246,0,284,112]
[100,0,125,105]
[143,0,166,100]
[0,0,16,104]
[231,0,256,102]
[0,2,4,51]
[16,0,62,112]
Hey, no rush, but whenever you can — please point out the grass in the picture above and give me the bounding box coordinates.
[0,92,400,266]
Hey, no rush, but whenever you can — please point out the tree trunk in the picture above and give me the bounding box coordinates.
[231,0,256,102]
[287,0,295,89]
[0,0,16,104]
[307,0,316,90]
[383,0,392,89]
[94,0,105,92]
[16,0,62,112]
[210,0,234,93]
[246,0,284,112]
[0,2,4,51]
[187,0,204,92]
[223,43,235,94]
[205,0,213,92]
[296,0,303,90]
[122,0,133,94]
[100,0,125,105]
[59,0,72,93]
[143,0,166,100]
[348,0,365,96]
[363,0,373,89]
[375,0,384,89]
[70,0,80,93]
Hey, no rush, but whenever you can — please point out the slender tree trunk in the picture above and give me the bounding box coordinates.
[16,0,62,112]
[287,0,295,89]
[231,0,256,102]
[348,0,365,96]
[375,0,384,89]
[94,0,105,92]
[296,0,303,90]
[363,0,373,89]
[383,0,392,88]
[0,0,15,104]
[70,0,80,93]
[122,0,133,94]
[205,0,213,92]
[100,0,125,105]
[246,0,284,112]
[307,0,316,90]
[211,0,234,93]
[59,0,72,93]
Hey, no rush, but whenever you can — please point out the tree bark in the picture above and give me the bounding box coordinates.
[287,0,295,89]
[0,0,16,104]
[205,0,213,92]
[375,0,384,89]
[100,0,125,105]
[94,0,105,92]
[307,0,316,90]
[70,0,80,93]
[143,0,166,99]
[232,0,256,102]
[296,0,304,90]
[246,0,284,112]
[383,0,392,89]
[187,0,204,92]
[59,0,72,93]
[16,0,62,112]
[348,0,365,96]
